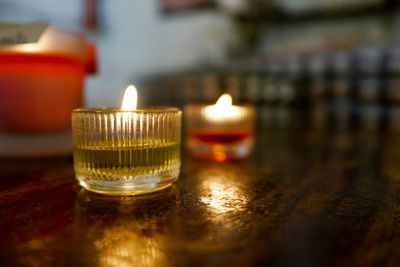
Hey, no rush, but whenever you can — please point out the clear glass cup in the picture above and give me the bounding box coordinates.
[72,107,181,195]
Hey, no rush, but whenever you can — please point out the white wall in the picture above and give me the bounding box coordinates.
[0,0,234,106]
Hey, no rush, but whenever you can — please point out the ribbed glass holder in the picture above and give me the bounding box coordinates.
[72,107,181,195]
[184,104,255,161]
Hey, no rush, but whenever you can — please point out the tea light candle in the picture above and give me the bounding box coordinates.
[72,85,182,195]
[185,94,255,161]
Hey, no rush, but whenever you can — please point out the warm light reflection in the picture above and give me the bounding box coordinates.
[14,43,41,52]
[204,93,242,122]
[7,28,51,53]
[121,84,138,111]
[212,145,227,162]
[199,167,248,214]
[95,226,164,267]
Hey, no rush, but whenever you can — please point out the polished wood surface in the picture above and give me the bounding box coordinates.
[1,129,400,266]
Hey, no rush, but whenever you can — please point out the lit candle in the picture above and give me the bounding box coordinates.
[121,85,138,111]
[185,94,255,161]
[72,85,182,195]
[204,94,243,123]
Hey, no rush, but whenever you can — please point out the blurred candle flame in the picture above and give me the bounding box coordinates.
[204,93,241,122]
[121,84,137,111]
[216,93,232,106]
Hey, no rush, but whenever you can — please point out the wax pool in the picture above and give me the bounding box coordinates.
[189,129,252,144]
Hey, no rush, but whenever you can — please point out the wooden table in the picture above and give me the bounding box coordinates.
[1,129,400,266]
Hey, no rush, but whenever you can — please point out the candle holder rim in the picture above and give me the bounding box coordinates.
[73,107,181,114]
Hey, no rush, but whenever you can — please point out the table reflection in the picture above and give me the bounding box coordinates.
[95,225,164,267]
[74,187,178,267]
[198,167,249,215]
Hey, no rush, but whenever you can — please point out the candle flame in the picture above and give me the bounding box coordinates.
[121,85,137,111]
[204,93,240,121]
[215,94,232,107]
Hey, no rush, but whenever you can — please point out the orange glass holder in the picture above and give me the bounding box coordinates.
[184,104,255,161]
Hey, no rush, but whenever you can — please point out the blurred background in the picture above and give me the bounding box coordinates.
[2,0,400,154]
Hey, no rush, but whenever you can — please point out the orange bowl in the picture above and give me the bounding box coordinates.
[0,27,96,132]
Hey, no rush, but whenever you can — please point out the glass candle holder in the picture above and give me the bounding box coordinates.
[184,104,255,161]
[72,107,181,195]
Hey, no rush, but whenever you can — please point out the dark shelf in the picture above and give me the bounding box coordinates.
[233,1,399,25]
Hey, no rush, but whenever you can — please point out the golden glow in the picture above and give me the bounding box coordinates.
[201,180,245,214]
[14,43,41,52]
[95,226,164,267]
[212,145,227,162]
[214,153,227,162]
[216,93,232,106]
[204,93,242,122]
[121,85,138,111]
[199,167,248,214]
